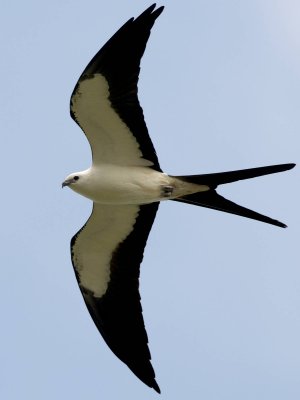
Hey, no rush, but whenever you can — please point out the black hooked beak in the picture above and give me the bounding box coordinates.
[62,179,72,188]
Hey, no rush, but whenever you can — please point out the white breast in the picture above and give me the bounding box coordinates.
[71,164,171,204]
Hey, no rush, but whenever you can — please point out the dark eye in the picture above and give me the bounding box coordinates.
[73,176,79,181]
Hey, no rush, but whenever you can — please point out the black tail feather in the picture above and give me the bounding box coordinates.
[173,191,286,228]
[172,163,295,228]
[175,163,295,189]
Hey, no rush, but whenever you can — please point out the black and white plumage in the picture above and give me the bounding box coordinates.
[63,4,295,393]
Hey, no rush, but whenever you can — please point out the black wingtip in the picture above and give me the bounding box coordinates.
[137,3,164,19]
[152,380,161,394]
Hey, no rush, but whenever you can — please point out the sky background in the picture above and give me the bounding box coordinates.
[1,0,299,399]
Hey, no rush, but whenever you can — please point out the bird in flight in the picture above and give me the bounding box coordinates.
[63,3,295,393]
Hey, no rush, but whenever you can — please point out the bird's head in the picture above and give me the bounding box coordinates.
[62,172,82,188]
[62,169,95,200]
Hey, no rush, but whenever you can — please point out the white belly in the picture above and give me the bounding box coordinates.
[70,164,209,205]
[72,164,170,204]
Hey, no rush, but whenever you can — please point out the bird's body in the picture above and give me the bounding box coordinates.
[64,165,209,204]
[63,4,295,393]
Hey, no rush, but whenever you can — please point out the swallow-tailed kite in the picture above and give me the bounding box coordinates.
[63,4,295,393]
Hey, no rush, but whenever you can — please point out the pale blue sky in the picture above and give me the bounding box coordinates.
[1,1,299,399]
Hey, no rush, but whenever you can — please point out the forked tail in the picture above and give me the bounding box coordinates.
[172,163,295,228]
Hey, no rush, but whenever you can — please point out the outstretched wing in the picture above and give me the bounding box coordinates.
[70,4,163,170]
[70,203,160,393]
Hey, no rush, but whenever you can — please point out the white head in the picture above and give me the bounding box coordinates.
[62,172,82,188]
[62,169,92,199]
